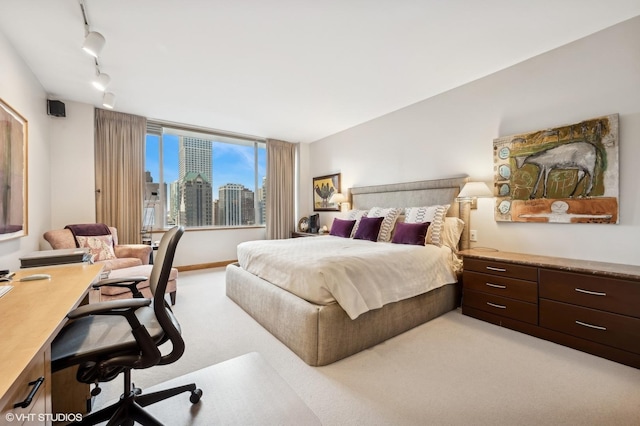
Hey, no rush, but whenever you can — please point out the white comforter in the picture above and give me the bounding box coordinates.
[237,236,458,319]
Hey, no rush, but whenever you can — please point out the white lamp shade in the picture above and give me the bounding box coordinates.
[457,182,493,199]
[329,193,347,204]
[82,31,106,57]
[92,73,110,91]
[102,92,116,109]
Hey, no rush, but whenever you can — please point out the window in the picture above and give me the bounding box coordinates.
[144,122,266,235]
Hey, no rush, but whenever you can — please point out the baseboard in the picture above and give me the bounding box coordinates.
[176,260,237,272]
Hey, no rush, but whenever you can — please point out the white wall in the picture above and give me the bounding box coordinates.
[0,29,51,271]
[151,227,265,267]
[49,101,96,228]
[306,16,640,266]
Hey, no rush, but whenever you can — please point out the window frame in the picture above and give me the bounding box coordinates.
[145,121,266,231]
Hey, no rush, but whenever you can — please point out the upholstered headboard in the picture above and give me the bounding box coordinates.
[350,176,470,249]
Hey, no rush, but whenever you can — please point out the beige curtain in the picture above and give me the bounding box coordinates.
[94,108,146,244]
[266,139,296,239]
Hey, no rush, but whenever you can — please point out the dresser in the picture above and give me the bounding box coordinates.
[460,249,640,369]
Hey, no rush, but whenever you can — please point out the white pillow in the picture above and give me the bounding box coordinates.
[441,217,465,251]
[404,204,450,246]
[367,207,402,242]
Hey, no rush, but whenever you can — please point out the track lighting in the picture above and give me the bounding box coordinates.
[92,72,110,91]
[82,31,105,58]
[102,92,116,109]
[80,1,116,108]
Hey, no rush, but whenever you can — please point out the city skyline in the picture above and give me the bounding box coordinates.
[145,134,266,196]
[145,132,266,228]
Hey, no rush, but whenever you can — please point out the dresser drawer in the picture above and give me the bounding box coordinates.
[540,299,640,354]
[1,350,47,425]
[464,258,538,281]
[463,289,538,324]
[463,271,537,303]
[539,269,640,318]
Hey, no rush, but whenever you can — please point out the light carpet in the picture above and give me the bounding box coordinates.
[95,268,640,425]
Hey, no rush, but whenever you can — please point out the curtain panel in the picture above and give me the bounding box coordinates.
[266,139,296,239]
[94,109,146,244]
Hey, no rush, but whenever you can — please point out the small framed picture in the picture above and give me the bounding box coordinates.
[313,173,340,212]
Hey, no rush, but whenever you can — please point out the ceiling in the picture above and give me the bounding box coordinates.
[1,1,639,143]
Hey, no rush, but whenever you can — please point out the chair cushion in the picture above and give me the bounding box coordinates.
[100,258,143,271]
[100,265,178,296]
[51,304,180,372]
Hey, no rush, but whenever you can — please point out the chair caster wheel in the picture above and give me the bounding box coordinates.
[190,388,203,404]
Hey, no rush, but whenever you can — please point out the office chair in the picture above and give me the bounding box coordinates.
[51,226,202,425]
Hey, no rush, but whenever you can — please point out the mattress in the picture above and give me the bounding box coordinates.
[237,236,458,319]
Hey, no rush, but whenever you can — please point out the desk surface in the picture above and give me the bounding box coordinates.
[0,263,103,402]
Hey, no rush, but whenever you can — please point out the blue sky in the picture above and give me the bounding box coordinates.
[145,134,266,196]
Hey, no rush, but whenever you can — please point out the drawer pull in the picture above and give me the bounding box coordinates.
[13,376,44,409]
[575,288,606,297]
[575,320,607,331]
[486,282,506,289]
[486,302,506,309]
[486,266,507,272]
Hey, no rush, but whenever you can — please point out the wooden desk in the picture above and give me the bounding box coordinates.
[0,263,103,425]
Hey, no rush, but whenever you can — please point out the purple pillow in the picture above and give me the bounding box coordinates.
[330,218,356,238]
[353,216,384,242]
[392,221,430,245]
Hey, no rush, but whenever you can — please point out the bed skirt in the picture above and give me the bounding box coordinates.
[225,263,461,366]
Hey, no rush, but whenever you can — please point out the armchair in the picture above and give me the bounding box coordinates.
[43,226,178,304]
[51,226,201,425]
[43,226,151,269]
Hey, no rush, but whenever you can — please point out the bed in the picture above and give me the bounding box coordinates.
[226,176,470,366]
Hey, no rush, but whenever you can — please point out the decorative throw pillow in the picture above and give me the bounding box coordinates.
[366,207,401,242]
[404,204,450,246]
[345,209,369,237]
[330,218,357,238]
[391,221,430,246]
[76,235,117,262]
[353,216,384,242]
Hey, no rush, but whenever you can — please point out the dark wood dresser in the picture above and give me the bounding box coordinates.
[460,249,640,369]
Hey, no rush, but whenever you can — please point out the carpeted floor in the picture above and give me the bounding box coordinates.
[95,268,640,425]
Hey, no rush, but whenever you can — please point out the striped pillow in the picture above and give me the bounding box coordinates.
[367,207,401,242]
[403,204,450,246]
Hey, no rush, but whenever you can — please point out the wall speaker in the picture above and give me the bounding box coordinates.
[47,100,66,117]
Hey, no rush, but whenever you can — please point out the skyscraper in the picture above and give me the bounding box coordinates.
[218,183,255,226]
[179,137,212,182]
[178,137,213,226]
[179,172,212,227]
[258,176,266,225]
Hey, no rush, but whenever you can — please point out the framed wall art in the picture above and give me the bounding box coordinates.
[313,173,340,212]
[493,114,618,224]
[0,98,28,240]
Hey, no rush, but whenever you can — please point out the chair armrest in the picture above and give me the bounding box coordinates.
[114,244,152,265]
[93,276,149,298]
[93,276,148,288]
[67,298,151,320]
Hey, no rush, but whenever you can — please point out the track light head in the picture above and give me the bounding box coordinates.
[82,31,105,57]
[102,92,116,109]
[92,73,110,91]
